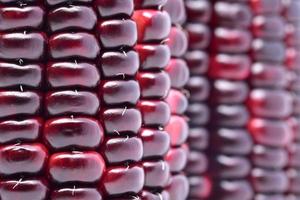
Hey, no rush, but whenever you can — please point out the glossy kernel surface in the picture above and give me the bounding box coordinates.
[165,145,188,172]
[49,32,100,59]
[252,145,288,169]
[212,180,253,200]
[0,33,45,60]
[0,118,42,144]
[165,59,190,89]
[185,151,208,175]
[133,10,171,43]
[184,50,209,75]
[0,63,42,89]
[101,108,142,136]
[0,143,47,176]
[164,0,186,25]
[248,89,292,119]
[165,115,189,146]
[211,105,249,127]
[187,128,209,151]
[101,165,144,196]
[103,137,143,164]
[166,27,188,57]
[209,54,250,80]
[0,91,41,118]
[46,91,100,116]
[211,129,253,155]
[135,44,170,70]
[0,179,48,200]
[101,80,140,106]
[186,76,210,102]
[166,174,189,200]
[185,0,211,23]
[212,28,251,53]
[248,118,292,147]
[137,71,171,99]
[138,100,171,127]
[252,15,285,39]
[139,128,170,159]
[252,39,285,63]
[101,50,139,78]
[48,6,97,32]
[186,23,210,50]
[98,19,137,48]
[251,169,289,193]
[49,151,105,184]
[211,80,249,104]
[210,155,251,179]
[47,62,100,89]
[166,89,188,115]
[44,117,103,150]
[143,160,170,188]
[214,2,252,28]
[251,63,287,89]
[0,6,44,31]
[95,0,134,17]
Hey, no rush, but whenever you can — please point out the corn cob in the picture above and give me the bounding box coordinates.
[183,0,212,199]
[134,0,172,199]
[0,0,48,199]
[0,1,299,200]
[208,0,254,199]
[46,0,104,199]
[163,0,190,200]
[96,1,145,199]
[0,0,144,199]
[284,1,300,200]
[249,0,292,199]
